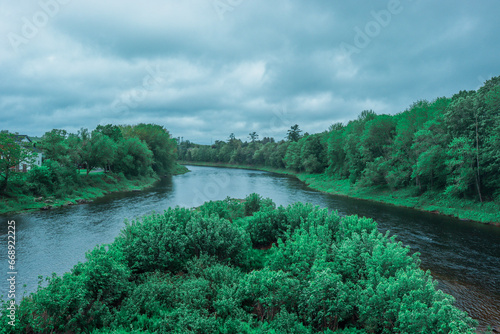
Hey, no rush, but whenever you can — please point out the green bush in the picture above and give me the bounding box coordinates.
[115,208,192,274]
[245,206,288,247]
[244,193,262,216]
[26,165,53,196]
[244,193,275,216]
[197,197,245,221]
[3,196,477,333]
[26,160,79,198]
[185,213,251,266]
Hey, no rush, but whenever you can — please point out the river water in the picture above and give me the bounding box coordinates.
[1,165,499,330]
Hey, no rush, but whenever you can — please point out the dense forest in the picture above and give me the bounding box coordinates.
[0,194,477,333]
[0,123,180,211]
[180,76,500,204]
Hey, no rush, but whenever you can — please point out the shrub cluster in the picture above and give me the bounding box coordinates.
[0,194,477,333]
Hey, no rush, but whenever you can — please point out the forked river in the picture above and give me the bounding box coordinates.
[1,165,499,331]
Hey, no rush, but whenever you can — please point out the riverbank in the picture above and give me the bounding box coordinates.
[180,161,500,226]
[0,163,190,215]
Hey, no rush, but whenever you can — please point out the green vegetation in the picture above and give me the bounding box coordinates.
[0,195,477,333]
[179,76,500,224]
[0,173,158,214]
[0,124,187,215]
[0,133,35,194]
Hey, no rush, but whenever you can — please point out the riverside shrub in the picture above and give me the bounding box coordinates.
[1,196,477,333]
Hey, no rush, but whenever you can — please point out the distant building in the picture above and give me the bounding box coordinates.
[11,135,43,172]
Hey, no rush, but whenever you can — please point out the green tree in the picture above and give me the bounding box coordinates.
[0,133,35,193]
[228,133,239,149]
[287,124,302,142]
[218,142,234,163]
[39,129,70,166]
[476,77,500,198]
[66,132,84,169]
[122,124,177,175]
[80,131,117,175]
[4,197,477,333]
[445,137,477,198]
[359,114,395,163]
[445,96,484,201]
[300,134,327,174]
[114,137,153,176]
[248,132,259,143]
[284,141,302,171]
[342,118,368,183]
[327,122,346,177]
[268,141,289,169]
[94,124,123,142]
[356,115,396,186]
[386,101,434,189]
[411,117,448,191]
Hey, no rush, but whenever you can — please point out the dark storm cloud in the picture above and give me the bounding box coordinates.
[1,0,499,144]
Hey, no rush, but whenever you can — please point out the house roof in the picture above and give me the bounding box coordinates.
[10,134,42,154]
[13,134,32,143]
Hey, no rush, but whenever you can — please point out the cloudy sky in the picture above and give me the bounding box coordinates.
[1,0,499,144]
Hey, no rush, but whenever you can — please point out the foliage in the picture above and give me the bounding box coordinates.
[26,160,79,197]
[121,123,177,175]
[182,76,500,206]
[2,197,477,333]
[197,196,245,221]
[287,124,303,142]
[0,133,36,194]
[1,123,178,213]
[114,137,153,177]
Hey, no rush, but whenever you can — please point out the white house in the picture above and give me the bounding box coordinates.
[11,135,43,172]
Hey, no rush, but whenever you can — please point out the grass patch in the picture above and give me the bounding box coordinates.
[171,163,190,175]
[0,173,160,215]
[77,169,105,175]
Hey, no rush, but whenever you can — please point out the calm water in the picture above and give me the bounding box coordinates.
[1,165,499,330]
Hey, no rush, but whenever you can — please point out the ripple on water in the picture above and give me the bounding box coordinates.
[0,165,499,331]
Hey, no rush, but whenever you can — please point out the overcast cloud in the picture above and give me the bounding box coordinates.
[1,0,499,144]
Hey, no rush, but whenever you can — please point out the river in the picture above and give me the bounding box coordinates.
[1,165,499,331]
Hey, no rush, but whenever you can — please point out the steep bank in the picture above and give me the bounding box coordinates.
[180,161,500,225]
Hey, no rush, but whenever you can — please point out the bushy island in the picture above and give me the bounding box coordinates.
[1,194,476,333]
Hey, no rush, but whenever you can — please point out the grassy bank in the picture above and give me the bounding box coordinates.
[0,163,189,215]
[170,162,190,175]
[180,161,500,225]
[0,173,158,215]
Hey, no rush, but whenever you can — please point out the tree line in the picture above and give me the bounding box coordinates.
[181,76,500,203]
[0,123,177,198]
[1,195,476,333]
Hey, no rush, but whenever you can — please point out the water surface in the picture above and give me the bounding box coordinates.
[1,165,498,330]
